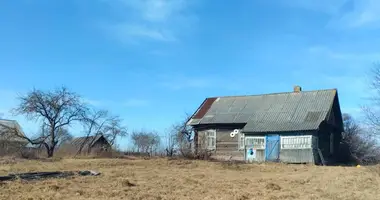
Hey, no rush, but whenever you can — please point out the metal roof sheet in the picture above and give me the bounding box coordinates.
[69,135,103,148]
[188,89,337,133]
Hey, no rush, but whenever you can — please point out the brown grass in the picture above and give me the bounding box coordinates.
[0,158,380,200]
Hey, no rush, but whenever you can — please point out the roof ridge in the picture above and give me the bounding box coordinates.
[0,119,17,122]
[208,88,337,99]
[74,135,96,139]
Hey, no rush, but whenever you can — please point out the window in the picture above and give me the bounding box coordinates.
[245,137,265,149]
[280,136,312,149]
[205,130,216,150]
[238,132,244,150]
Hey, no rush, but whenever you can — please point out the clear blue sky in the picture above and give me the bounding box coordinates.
[0,0,379,149]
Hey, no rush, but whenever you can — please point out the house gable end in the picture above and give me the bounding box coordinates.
[326,91,344,132]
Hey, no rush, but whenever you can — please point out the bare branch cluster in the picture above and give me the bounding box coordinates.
[340,113,380,164]
[76,109,128,155]
[131,130,160,155]
[165,113,195,157]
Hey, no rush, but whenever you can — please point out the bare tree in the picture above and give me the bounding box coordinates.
[11,87,87,157]
[131,130,160,156]
[78,109,128,155]
[169,113,194,157]
[102,115,128,147]
[364,64,380,135]
[340,113,380,164]
[165,126,178,157]
[38,124,73,148]
[77,109,109,155]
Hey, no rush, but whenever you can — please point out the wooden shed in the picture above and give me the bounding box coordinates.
[61,135,112,155]
[187,86,344,165]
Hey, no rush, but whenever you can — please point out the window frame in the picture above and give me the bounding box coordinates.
[238,132,244,150]
[205,129,216,150]
[280,135,312,149]
[245,136,266,150]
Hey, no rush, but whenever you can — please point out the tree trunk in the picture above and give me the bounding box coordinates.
[48,127,56,158]
[43,143,54,158]
[47,147,54,158]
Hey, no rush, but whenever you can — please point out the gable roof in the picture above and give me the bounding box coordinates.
[70,135,105,148]
[62,135,109,150]
[187,89,342,133]
[0,119,28,142]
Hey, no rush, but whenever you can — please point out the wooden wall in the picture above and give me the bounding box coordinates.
[197,126,244,161]
[196,126,327,164]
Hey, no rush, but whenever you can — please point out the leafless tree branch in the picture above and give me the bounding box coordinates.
[340,113,380,164]
[131,130,160,156]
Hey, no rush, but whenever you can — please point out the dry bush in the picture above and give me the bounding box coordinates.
[123,151,150,157]
[176,133,212,160]
[0,141,25,157]
[339,114,380,165]
[0,141,48,160]
[219,160,248,171]
[20,149,39,159]
[0,156,26,165]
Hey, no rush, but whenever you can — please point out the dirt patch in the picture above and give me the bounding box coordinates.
[265,183,281,191]
[121,179,137,187]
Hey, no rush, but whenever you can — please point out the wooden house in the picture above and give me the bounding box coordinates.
[186,86,344,165]
[61,135,112,155]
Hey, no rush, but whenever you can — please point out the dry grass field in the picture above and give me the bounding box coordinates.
[0,157,380,200]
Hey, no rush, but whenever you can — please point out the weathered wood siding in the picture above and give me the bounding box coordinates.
[280,149,314,163]
[244,131,317,164]
[197,128,244,161]
[279,132,317,164]
[196,127,321,164]
[322,94,343,164]
[215,129,244,160]
[90,137,111,154]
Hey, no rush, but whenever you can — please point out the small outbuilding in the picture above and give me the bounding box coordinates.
[62,135,112,155]
[186,86,344,165]
[0,119,28,156]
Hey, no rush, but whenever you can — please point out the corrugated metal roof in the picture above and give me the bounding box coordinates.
[60,135,110,152]
[69,135,104,149]
[0,119,28,142]
[188,89,337,133]
[193,98,217,119]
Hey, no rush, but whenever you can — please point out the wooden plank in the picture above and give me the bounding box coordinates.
[318,148,326,166]
[216,143,238,149]
[217,131,238,142]
[215,151,243,156]
[216,142,237,145]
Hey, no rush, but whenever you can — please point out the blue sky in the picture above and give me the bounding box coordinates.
[0,0,379,149]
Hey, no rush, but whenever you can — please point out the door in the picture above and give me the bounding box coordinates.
[265,134,280,162]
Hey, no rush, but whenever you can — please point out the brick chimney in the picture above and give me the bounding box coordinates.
[294,85,302,93]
